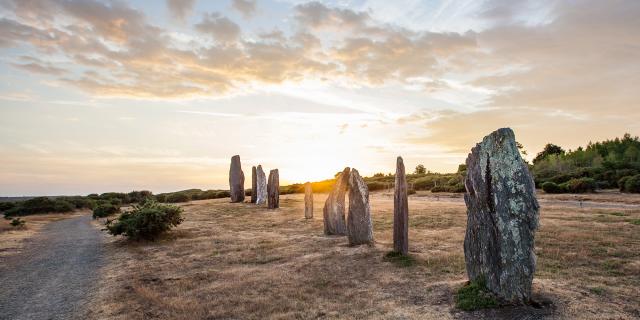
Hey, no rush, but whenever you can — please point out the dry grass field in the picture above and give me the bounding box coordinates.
[86,191,640,320]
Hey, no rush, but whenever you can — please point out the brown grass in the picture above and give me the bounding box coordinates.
[88,192,640,319]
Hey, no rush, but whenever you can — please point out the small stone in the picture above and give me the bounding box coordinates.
[267,169,279,209]
[256,165,267,205]
[463,128,539,303]
[323,167,350,235]
[347,168,374,246]
[393,156,409,255]
[229,155,244,203]
[251,166,257,203]
[304,182,313,219]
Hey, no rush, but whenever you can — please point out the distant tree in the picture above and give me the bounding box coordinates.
[533,143,565,164]
[414,164,426,175]
[373,173,385,177]
[516,141,528,156]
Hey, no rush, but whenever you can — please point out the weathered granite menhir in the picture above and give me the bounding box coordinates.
[267,169,279,209]
[304,182,313,219]
[323,167,350,235]
[251,166,257,203]
[393,156,409,255]
[255,165,267,205]
[229,155,244,203]
[347,168,373,246]
[463,128,539,303]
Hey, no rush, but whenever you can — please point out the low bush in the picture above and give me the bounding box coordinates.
[564,177,597,193]
[367,181,387,191]
[619,176,631,191]
[10,218,26,228]
[455,278,498,311]
[542,182,566,194]
[0,202,16,212]
[165,192,190,203]
[622,174,640,193]
[4,197,76,217]
[92,203,120,219]
[106,200,184,240]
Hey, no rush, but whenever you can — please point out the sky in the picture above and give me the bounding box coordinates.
[0,0,639,196]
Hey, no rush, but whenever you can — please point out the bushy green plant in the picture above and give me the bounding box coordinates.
[0,202,16,212]
[10,218,26,228]
[4,197,76,217]
[53,200,74,212]
[367,181,387,191]
[618,176,631,191]
[92,203,120,219]
[542,182,566,194]
[622,174,640,193]
[106,200,184,240]
[165,192,190,203]
[564,177,597,193]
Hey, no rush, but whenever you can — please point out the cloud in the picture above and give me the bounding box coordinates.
[194,12,241,43]
[231,0,256,19]
[166,0,196,22]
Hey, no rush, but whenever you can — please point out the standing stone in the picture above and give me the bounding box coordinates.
[347,168,374,246]
[251,166,257,203]
[463,128,539,303]
[393,156,409,255]
[229,155,244,203]
[267,169,279,209]
[256,165,267,205]
[304,182,313,219]
[323,167,350,235]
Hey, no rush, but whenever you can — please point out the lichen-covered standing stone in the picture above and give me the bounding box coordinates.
[304,182,313,219]
[229,155,245,203]
[347,168,374,246]
[393,156,409,255]
[323,167,350,235]
[464,128,539,303]
[256,165,267,205]
[267,169,279,209]
[251,166,257,203]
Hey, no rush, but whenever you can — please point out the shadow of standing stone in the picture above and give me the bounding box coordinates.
[229,155,245,203]
[463,128,539,303]
[267,169,279,209]
[347,168,374,246]
[394,156,409,255]
[323,167,350,235]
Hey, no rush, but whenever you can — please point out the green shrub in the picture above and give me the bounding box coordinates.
[623,174,640,193]
[0,202,16,212]
[408,189,416,195]
[542,182,566,193]
[618,176,631,191]
[155,194,167,202]
[455,278,498,311]
[564,177,597,193]
[4,197,76,217]
[92,203,120,219]
[53,200,74,212]
[367,181,387,191]
[165,193,190,203]
[106,201,184,240]
[10,218,26,228]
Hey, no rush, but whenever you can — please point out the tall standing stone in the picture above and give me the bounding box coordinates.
[256,165,267,205]
[229,155,245,203]
[323,167,350,235]
[393,156,409,255]
[304,182,313,219]
[267,169,279,209]
[251,166,257,203]
[347,168,374,246]
[464,128,539,303]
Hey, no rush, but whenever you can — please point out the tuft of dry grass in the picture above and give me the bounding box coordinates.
[88,192,640,319]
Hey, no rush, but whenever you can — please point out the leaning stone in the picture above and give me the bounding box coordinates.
[304,182,313,219]
[251,166,257,203]
[229,155,245,203]
[323,167,350,235]
[464,128,539,303]
[393,156,409,255]
[347,168,374,246]
[267,169,279,209]
[256,165,267,205]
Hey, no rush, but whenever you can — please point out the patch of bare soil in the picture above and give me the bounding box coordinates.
[88,193,640,319]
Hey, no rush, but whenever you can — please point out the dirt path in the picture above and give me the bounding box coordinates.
[0,215,105,320]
